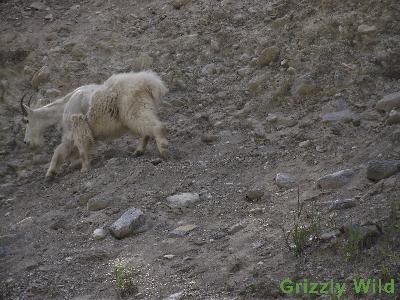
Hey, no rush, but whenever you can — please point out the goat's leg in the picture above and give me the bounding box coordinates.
[153,124,169,159]
[46,141,74,178]
[71,114,93,172]
[133,135,149,156]
[69,147,81,169]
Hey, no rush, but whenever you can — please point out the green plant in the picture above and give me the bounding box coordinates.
[114,263,136,297]
[283,187,321,255]
[342,224,362,261]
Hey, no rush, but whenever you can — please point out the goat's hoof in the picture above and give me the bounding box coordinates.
[159,150,171,160]
[44,174,56,183]
[133,150,144,157]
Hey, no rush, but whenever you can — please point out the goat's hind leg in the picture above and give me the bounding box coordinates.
[153,124,169,159]
[46,140,74,178]
[71,114,93,172]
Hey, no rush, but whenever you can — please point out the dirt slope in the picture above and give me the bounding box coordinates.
[1,0,400,299]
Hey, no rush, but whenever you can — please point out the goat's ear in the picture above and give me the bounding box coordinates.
[23,104,33,115]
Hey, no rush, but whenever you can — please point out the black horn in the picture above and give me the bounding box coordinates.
[20,93,33,116]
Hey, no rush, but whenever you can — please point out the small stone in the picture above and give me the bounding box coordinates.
[70,44,86,59]
[245,189,264,202]
[387,110,400,125]
[201,134,219,144]
[376,92,400,112]
[257,46,280,66]
[321,110,354,123]
[93,228,106,240]
[30,1,45,10]
[275,173,297,189]
[357,24,377,34]
[164,291,184,300]
[44,13,53,21]
[109,208,145,239]
[45,88,61,98]
[227,222,245,235]
[237,67,251,77]
[319,230,341,241]
[163,254,175,259]
[317,169,354,190]
[366,160,400,181]
[172,0,190,9]
[299,140,312,148]
[291,76,317,97]
[170,224,198,236]
[328,199,357,211]
[249,207,265,215]
[166,193,200,208]
[87,196,111,211]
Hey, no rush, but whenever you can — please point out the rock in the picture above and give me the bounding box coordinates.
[317,169,354,189]
[132,53,154,70]
[109,208,145,239]
[266,113,297,127]
[342,224,382,249]
[44,13,53,21]
[44,88,61,98]
[164,291,184,300]
[299,140,312,148]
[366,160,400,181]
[31,66,50,90]
[328,199,357,211]
[291,76,317,97]
[201,134,219,144]
[172,0,190,9]
[70,44,86,59]
[245,189,264,202]
[170,224,198,236]
[93,228,106,240]
[376,92,400,112]
[275,173,297,189]
[237,67,251,77]
[357,24,377,34]
[319,230,341,241]
[163,254,175,259]
[321,110,354,123]
[166,193,200,208]
[30,1,45,10]
[257,46,280,66]
[387,110,400,125]
[87,196,111,211]
[227,222,245,235]
[202,63,217,75]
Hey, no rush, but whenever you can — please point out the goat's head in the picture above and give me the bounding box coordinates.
[20,94,45,147]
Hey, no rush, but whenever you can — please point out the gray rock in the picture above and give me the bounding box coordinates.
[109,208,145,239]
[166,193,200,208]
[387,110,400,125]
[357,24,377,34]
[328,198,357,211]
[291,76,317,97]
[170,224,197,236]
[93,228,106,240]
[257,46,280,66]
[164,291,184,300]
[319,230,341,241]
[87,196,111,211]
[30,1,46,10]
[172,0,190,9]
[227,222,245,235]
[321,110,354,123]
[317,169,354,189]
[366,160,400,181]
[342,224,382,249]
[245,189,264,202]
[376,92,400,112]
[275,173,297,189]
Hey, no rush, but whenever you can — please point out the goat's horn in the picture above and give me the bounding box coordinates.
[20,93,28,116]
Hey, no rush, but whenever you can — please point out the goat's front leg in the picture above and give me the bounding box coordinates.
[46,141,74,178]
[134,135,149,156]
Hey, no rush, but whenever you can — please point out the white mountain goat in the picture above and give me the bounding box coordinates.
[21,84,102,147]
[44,70,169,178]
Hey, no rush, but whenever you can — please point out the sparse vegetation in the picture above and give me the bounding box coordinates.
[114,263,137,298]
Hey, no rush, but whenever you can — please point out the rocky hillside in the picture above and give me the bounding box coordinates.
[1,0,400,299]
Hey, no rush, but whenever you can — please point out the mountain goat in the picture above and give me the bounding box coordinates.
[45,70,169,178]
